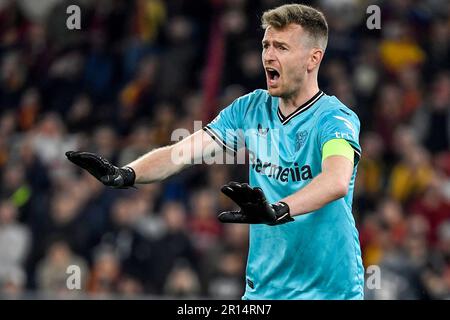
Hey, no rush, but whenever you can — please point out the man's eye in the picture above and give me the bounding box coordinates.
[279,46,287,51]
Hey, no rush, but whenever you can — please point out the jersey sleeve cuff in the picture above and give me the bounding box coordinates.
[203,125,237,155]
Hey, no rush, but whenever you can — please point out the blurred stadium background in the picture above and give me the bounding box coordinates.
[0,0,449,300]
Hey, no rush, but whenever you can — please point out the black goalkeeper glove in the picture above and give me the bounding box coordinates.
[65,151,136,188]
[218,182,294,226]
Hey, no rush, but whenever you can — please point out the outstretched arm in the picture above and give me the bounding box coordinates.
[281,154,354,217]
[128,129,221,184]
[66,129,223,187]
[218,139,356,225]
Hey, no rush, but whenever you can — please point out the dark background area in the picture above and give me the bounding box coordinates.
[0,0,449,299]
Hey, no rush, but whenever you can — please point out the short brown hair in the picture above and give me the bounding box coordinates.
[261,4,328,50]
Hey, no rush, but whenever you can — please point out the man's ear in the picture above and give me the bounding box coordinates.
[308,48,324,72]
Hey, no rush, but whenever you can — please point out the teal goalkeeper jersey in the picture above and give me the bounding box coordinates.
[203,89,364,300]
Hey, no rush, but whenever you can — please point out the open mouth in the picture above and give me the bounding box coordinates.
[266,67,280,83]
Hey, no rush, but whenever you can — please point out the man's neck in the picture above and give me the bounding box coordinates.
[279,83,320,117]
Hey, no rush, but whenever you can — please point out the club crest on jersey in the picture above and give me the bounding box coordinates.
[295,130,308,151]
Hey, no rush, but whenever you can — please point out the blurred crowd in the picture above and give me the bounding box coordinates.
[0,0,449,300]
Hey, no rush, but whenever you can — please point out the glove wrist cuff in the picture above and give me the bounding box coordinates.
[272,201,289,213]
[120,166,136,187]
[271,201,293,224]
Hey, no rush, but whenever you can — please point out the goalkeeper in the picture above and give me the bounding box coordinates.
[67,4,364,300]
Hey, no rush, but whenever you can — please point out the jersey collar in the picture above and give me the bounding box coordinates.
[277,90,324,125]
